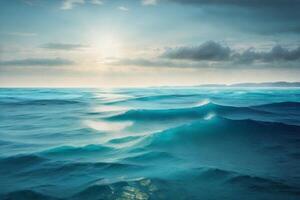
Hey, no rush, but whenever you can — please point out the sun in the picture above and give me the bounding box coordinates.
[95,33,123,59]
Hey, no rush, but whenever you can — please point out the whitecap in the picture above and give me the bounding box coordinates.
[92,105,129,113]
[195,99,211,107]
[204,112,216,120]
[84,120,133,132]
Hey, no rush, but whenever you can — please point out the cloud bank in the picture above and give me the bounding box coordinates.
[60,0,103,10]
[113,41,300,69]
[0,58,74,67]
[163,41,300,64]
[162,41,231,61]
[41,43,87,50]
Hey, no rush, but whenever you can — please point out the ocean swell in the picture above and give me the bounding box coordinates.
[1,88,300,199]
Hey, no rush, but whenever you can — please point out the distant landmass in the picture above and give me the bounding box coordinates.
[199,82,300,87]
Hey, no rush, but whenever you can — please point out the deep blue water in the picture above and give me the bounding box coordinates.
[0,87,300,200]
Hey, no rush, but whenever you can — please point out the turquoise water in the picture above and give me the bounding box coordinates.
[0,87,300,199]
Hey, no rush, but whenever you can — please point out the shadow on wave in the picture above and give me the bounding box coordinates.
[38,144,115,161]
[132,117,300,179]
[107,102,273,121]
[0,154,47,174]
[252,101,300,115]
[0,99,84,107]
[143,117,300,148]
[4,166,299,200]
[105,94,199,104]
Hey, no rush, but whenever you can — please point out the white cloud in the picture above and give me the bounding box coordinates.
[142,0,157,5]
[118,6,129,12]
[61,0,85,10]
[60,0,103,10]
[90,0,103,5]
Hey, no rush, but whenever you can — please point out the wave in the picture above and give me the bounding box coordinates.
[3,172,299,200]
[195,98,211,106]
[108,136,142,144]
[136,117,300,174]
[0,99,83,106]
[108,102,215,120]
[40,144,113,154]
[252,101,300,115]
[107,102,272,121]
[16,161,141,180]
[2,166,300,200]
[39,144,115,160]
[145,117,300,146]
[123,151,178,164]
[191,167,300,195]
[71,178,157,200]
[1,88,300,200]
[1,190,60,200]
[107,94,199,104]
[56,161,139,172]
[0,154,47,167]
[0,154,47,176]
[2,154,300,200]
[253,101,300,108]
[227,174,300,194]
[84,120,133,132]
[0,139,13,146]
[104,101,300,128]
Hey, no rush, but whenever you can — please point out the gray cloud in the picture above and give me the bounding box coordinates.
[115,41,300,69]
[41,43,87,50]
[234,45,300,64]
[162,41,231,61]
[112,58,202,68]
[0,58,74,67]
[114,58,175,67]
[163,41,300,64]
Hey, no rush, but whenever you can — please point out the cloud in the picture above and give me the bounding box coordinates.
[1,32,37,37]
[142,0,157,5]
[162,41,231,61]
[60,0,103,10]
[234,45,300,64]
[0,58,74,67]
[111,57,219,69]
[40,43,87,50]
[90,0,103,5]
[61,0,85,10]
[163,41,300,64]
[114,41,300,69]
[113,58,186,68]
[118,6,129,12]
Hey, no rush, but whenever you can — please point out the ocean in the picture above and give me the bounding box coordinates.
[0,87,300,200]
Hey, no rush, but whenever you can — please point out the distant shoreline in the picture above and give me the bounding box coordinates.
[1,82,300,89]
[197,82,300,88]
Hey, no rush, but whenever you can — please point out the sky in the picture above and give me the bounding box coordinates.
[0,0,300,87]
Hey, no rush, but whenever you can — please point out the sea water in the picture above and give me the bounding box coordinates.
[0,87,300,199]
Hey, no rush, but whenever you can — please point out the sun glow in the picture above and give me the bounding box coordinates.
[93,33,124,59]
